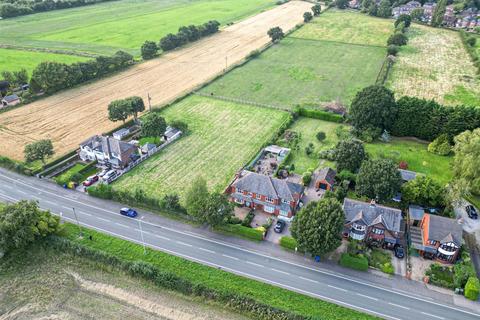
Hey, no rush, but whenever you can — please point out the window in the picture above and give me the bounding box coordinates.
[247,192,253,197]
[279,210,289,217]
[234,198,244,204]
[428,240,437,246]
[256,194,262,200]
[352,223,366,232]
[236,188,243,194]
[372,228,384,235]
[282,198,290,204]
[264,206,275,213]
[265,197,275,203]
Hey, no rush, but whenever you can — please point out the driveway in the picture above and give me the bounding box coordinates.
[265,218,290,244]
[392,252,407,277]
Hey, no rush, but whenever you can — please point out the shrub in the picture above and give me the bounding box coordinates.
[339,253,369,271]
[217,223,264,241]
[296,107,344,123]
[381,262,394,275]
[305,142,314,156]
[316,131,326,142]
[246,49,261,60]
[428,134,452,156]
[387,32,407,46]
[387,45,399,56]
[228,216,243,224]
[280,236,298,251]
[242,210,255,227]
[337,170,356,182]
[465,277,480,300]
[87,183,113,199]
[318,149,336,161]
[169,120,189,134]
[466,36,476,47]
[302,171,312,185]
[303,11,313,23]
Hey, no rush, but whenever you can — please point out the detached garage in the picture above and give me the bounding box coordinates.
[314,167,336,191]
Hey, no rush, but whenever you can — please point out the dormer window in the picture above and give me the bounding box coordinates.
[372,228,384,235]
[353,223,366,232]
[265,197,275,203]
[236,188,243,194]
[256,194,262,200]
[282,198,289,204]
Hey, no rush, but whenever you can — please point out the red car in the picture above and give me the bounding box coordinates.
[83,175,99,186]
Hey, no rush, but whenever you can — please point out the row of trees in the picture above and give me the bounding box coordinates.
[30,50,133,94]
[158,21,220,52]
[107,96,145,123]
[0,200,60,257]
[303,3,321,22]
[0,69,28,92]
[0,0,118,18]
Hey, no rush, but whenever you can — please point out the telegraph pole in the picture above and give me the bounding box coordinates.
[72,207,83,238]
[147,93,152,112]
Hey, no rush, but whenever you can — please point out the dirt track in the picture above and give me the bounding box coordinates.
[0,1,311,161]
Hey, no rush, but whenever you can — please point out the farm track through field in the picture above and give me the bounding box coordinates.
[0,1,311,161]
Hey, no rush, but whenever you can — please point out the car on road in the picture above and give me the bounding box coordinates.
[274,220,286,233]
[394,245,405,259]
[82,175,99,186]
[466,205,478,220]
[120,207,138,218]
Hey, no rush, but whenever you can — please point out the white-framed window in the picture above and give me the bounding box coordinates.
[429,240,437,246]
[281,198,290,204]
[236,188,243,194]
[352,223,366,232]
[256,194,262,200]
[235,198,244,204]
[265,197,275,203]
[264,206,275,213]
[247,192,253,197]
[372,228,384,235]
[279,209,289,217]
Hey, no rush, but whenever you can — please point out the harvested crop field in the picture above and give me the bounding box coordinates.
[0,1,310,161]
[113,95,289,200]
[386,25,480,106]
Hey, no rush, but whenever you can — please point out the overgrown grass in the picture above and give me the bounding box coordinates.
[367,248,394,275]
[0,0,275,57]
[113,95,290,201]
[61,224,377,319]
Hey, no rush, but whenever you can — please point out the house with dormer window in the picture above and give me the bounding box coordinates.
[343,198,404,247]
[226,170,304,218]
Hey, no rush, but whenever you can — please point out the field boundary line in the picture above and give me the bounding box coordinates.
[0,44,99,58]
[193,92,292,112]
[287,36,387,49]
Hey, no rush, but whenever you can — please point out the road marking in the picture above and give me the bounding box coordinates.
[388,303,410,310]
[16,190,26,195]
[421,312,445,320]
[299,276,318,284]
[62,205,71,210]
[198,247,215,254]
[0,192,17,202]
[78,210,92,217]
[222,254,239,261]
[271,268,290,275]
[115,222,130,228]
[246,261,264,268]
[97,217,110,222]
[356,293,378,301]
[1,172,479,319]
[176,241,193,247]
[328,285,348,292]
[152,234,170,241]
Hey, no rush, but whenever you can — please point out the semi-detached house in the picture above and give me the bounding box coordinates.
[227,170,304,218]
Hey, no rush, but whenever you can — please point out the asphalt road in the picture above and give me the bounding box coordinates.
[0,169,479,320]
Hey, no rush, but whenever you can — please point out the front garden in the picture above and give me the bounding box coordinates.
[340,241,394,275]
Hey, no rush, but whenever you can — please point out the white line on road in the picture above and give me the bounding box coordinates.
[328,285,348,292]
[97,217,110,222]
[45,200,55,205]
[356,293,378,301]
[115,222,130,228]
[78,211,92,217]
[299,276,319,284]
[176,241,193,247]
[246,261,264,268]
[152,234,170,241]
[0,192,17,202]
[198,247,215,254]
[388,303,410,310]
[421,312,445,320]
[222,254,239,261]
[271,268,290,275]
[16,190,26,195]
[62,205,71,210]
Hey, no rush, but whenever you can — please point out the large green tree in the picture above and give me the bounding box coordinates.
[267,27,284,42]
[335,139,367,173]
[432,0,447,27]
[356,159,402,202]
[108,99,130,123]
[0,201,60,257]
[126,96,145,121]
[31,61,68,94]
[141,41,159,60]
[24,139,54,164]
[185,176,210,219]
[290,198,344,256]
[349,85,397,139]
[452,128,480,195]
[377,0,392,17]
[401,176,445,207]
[140,112,167,139]
[202,193,233,226]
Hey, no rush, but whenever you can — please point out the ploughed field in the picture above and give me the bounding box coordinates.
[113,95,290,200]
[386,24,480,106]
[200,10,391,109]
[0,1,311,161]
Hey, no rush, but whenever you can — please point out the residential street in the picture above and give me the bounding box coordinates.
[0,168,479,320]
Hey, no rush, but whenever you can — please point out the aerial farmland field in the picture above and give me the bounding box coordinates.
[386,24,480,106]
[0,0,275,57]
[113,95,290,200]
[200,9,390,109]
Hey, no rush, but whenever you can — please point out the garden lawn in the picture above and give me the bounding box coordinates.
[0,48,90,74]
[292,9,393,47]
[113,95,290,200]
[61,223,377,320]
[365,138,453,185]
[386,24,480,106]
[278,117,342,174]
[0,0,275,56]
[54,162,97,185]
[201,37,386,109]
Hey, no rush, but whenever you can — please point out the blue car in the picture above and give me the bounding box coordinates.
[120,207,138,218]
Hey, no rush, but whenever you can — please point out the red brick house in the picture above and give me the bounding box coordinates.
[410,214,462,263]
[314,167,336,191]
[226,170,304,218]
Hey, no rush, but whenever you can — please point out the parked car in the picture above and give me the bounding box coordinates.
[102,170,117,183]
[130,153,140,162]
[394,245,405,259]
[83,175,99,186]
[466,205,478,220]
[120,207,138,218]
[274,220,286,233]
[98,168,109,178]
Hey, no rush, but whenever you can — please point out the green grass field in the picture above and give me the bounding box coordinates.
[278,117,342,174]
[113,95,289,200]
[365,138,453,185]
[0,0,274,57]
[0,48,90,74]
[200,10,387,109]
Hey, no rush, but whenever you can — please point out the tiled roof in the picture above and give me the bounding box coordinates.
[428,214,463,246]
[343,198,403,233]
[316,167,336,185]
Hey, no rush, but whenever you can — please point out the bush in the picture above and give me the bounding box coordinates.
[339,253,369,271]
[169,120,189,134]
[296,107,344,123]
[399,161,408,170]
[428,134,452,156]
[316,131,326,142]
[387,32,407,46]
[381,262,395,275]
[387,45,399,56]
[228,216,243,224]
[305,142,314,156]
[280,236,298,251]
[246,49,261,60]
[337,170,356,183]
[216,223,264,241]
[303,11,313,23]
[241,210,255,227]
[302,171,312,185]
[87,183,113,199]
[318,149,336,161]
[465,277,480,301]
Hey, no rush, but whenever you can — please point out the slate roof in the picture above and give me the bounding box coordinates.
[2,94,19,103]
[80,135,135,156]
[428,214,463,246]
[399,169,417,182]
[316,167,336,186]
[164,126,180,139]
[232,171,304,202]
[409,205,425,221]
[343,198,403,233]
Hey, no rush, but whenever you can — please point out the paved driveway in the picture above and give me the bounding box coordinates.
[265,218,290,244]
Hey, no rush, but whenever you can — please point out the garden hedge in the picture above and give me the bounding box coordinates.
[216,223,264,241]
[295,107,344,123]
[280,236,298,251]
[339,253,369,271]
[465,276,480,301]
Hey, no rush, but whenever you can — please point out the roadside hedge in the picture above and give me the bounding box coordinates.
[216,223,264,241]
[279,236,298,251]
[465,276,480,301]
[339,253,369,271]
[295,107,344,123]
[459,30,480,74]
[0,156,31,176]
